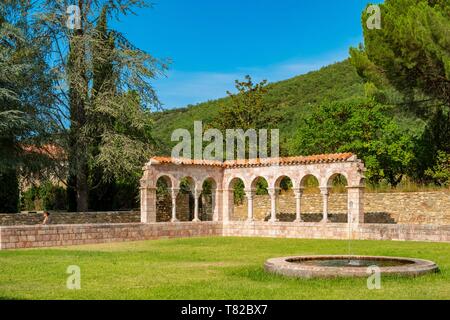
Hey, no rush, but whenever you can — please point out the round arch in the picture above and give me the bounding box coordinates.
[326,172,349,188]
[199,177,218,221]
[250,176,270,192]
[155,175,174,222]
[299,174,320,188]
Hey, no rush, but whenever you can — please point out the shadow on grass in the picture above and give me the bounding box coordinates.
[0,296,26,300]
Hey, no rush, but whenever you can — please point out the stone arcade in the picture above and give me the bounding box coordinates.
[140,153,366,229]
[2,153,448,251]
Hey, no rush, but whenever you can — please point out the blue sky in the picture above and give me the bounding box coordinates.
[113,0,382,109]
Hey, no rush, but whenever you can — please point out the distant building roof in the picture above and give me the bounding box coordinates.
[21,144,65,160]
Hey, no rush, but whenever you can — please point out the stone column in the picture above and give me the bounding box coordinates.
[193,188,202,222]
[268,188,279,222]
[293,188,304,223]
[222,189,234,223]
[245,189,256,222]
[347,186,364,225]
[171,188,179,222]
[140,181,157,224]
[320,187,330,223]
[213,189,222,222]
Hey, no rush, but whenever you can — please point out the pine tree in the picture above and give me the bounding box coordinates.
[36,1,167,211]
[0,1,56,212]
[89,6,117,210]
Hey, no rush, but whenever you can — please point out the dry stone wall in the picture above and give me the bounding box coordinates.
[232,191,450,225]
[0,222,222,250]
[0,211,140,226]
[1,221,448,250]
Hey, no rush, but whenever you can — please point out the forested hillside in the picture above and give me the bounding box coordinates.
[152,60,366,155]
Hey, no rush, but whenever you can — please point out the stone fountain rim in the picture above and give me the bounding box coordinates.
[264,255,439,278]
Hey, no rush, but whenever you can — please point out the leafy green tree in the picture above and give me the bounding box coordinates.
[350,0,450,186]
[212,75,281,160]
[0,1,55,212]
[351,0,450,106]
[88,6,117,210]
[214,75,270,130]
[291,99,416,186]
[36,1,167,211]
[425,151,450,186]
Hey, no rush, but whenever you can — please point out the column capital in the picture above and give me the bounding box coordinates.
[320,187,330,195]
[194,188,203,197]
[244,189,256,199]
[267,188,279,197]
[293,187,304,198]
[140,179,155,190]
[171,187,180,195]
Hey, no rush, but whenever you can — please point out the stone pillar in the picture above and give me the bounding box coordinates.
[347,186,364,225]
[268,188,279,222]
[171,188,179,222]
[213,189,223,222]
[293,188,304,223]
[222,189,234,223]
[320,187,330,223]
[140,181,157,224]
[245,189,256,222]
[193,188,202,222]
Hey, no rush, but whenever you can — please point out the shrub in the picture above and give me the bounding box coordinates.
[21,181,67,211]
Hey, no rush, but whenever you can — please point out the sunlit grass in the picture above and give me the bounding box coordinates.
[0,237,449,300]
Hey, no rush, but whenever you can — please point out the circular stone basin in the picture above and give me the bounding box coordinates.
[264,255,439,279]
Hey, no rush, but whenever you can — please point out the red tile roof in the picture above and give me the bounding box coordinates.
[21,144,65,160]
[150,153,356,168]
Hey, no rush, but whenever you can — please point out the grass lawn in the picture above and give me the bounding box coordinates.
[0,237,449,300]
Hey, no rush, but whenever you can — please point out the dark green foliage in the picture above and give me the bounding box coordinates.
[88,6,117,211]
[410,106,450,181]
[425,151,450,186]
[0,169,19,212]
[152,60,365,156]
[0,1,55,212]
[20,181,67,212]
[354,0,450,106]
[349,0,450,186]
[112,181,139,210]
[33,1,166,212]
[254,178,269,196]
[233,179,245,205]
[291,99,416,186]
[213,75,272,130]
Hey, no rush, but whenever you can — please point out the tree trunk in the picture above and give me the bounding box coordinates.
[67,9,89,212]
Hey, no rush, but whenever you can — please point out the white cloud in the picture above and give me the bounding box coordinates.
[154,49,350,110]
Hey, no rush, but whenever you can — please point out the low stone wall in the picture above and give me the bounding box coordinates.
[223,222,450,243]
[1,221,449,250]
[232,191,450,225]
[0,211,140,226]
[0,222,222,250]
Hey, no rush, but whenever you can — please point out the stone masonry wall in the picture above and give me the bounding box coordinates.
[1,221,448,250]
[0,211,140,226]
[232,191,450,225]
[0,193,213,226]
[0,222,222,250]
[223,222,450,243]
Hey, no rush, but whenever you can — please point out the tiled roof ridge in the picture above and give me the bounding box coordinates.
[150,153,356,168]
